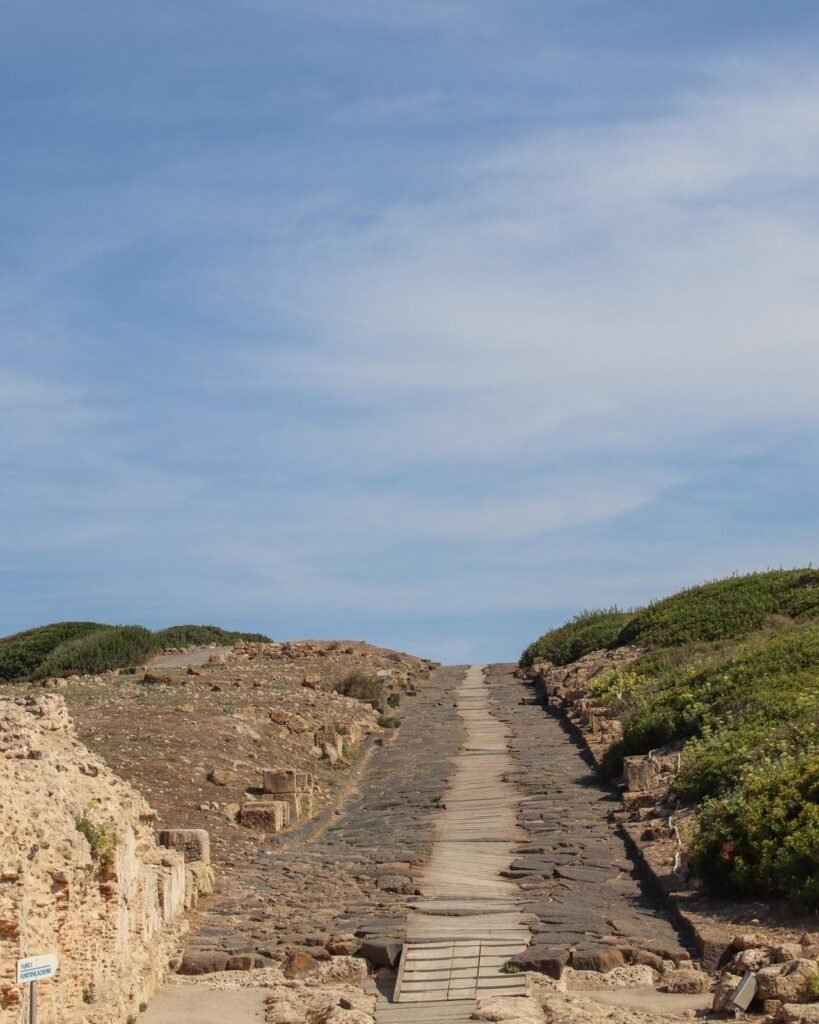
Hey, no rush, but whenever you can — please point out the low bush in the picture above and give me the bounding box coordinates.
[520,608,634,667]
[614,569,819,650]
[0,620,273,681]
[333,671,383,702]
[690,752,819,908]
[521,568,819,911]
[35,626,155,678]
[75,803,122,869]
[152,624,271,648]
[0,621,110,681]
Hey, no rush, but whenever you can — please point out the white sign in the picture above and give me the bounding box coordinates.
[16,954,58,984]
[376,670,392,678]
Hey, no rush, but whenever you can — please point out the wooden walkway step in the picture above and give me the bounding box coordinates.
[393,939,528,1003]
[375,667,530,1023]
[375,999,476,1023]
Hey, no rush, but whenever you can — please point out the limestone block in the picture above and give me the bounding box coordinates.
[757,959,819,1003]
[261,768,315,821]
[158,828,211,865]
[239,800,290,832]
[262,768,314,796]
[781,1005,819,1024]
[624,756,659,792]
[571,946,625,973]
[664,968,709,993]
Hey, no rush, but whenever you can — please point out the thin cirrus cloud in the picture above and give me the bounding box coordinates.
[269,67,819,469]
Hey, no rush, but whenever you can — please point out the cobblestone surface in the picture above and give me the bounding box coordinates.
[485,663,692,966]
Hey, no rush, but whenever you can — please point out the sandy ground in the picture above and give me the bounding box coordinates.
[141,981,267,1024]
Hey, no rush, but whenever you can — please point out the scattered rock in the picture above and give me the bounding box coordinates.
[571,945,625,973]
[283,950,320,978]
[326,934,361,957]
[780,1005,819,1024]
[664,968,709,993]
[507,947,570,979]
[757,959,819,1004]
[178,951,229,975]
[733,947,771,972]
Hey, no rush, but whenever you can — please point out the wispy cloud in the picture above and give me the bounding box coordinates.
[2,4,819,658]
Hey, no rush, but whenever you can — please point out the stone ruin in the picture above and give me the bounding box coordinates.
[239,768,315,834]
[0,695,214,1024]
[157,829,215,909]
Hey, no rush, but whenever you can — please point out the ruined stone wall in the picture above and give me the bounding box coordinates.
[0,695,190,1024]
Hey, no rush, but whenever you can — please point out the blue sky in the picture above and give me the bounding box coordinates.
[3,2,819,663]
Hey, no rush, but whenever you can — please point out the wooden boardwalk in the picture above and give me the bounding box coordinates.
[377,666,528,1021]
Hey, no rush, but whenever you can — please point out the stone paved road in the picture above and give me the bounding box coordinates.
[184,666,466,961]
[485,663,691,966]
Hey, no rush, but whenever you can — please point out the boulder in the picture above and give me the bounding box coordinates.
[774,944,807,963]
[664,968,709,993]
[506,946,570,979]
[177,951,229,975]
[733,947,771,972]
[283,951,320,978]
[757,960,819,1003]
[326,933,361,956]
[207,767,231,786]
[571,945,625,973]
[780,1006,819,1024]
[226,954,256,971]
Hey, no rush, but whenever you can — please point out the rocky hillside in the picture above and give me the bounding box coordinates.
[0,635,436,1024]
[36,638,436,869]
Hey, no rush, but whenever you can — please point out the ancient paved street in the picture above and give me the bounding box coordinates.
[485,664,687,963]
[382,666,529,1019]
[150,663,690,1022]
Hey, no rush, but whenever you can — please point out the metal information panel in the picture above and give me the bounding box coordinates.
[17,954,58,984]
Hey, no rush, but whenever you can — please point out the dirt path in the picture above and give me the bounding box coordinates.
[141,982,266,1024]
[147,646,231,669]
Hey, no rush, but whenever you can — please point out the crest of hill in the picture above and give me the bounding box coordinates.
[0,622,271,681]
[521,567,819,908]
[521,568,819,667]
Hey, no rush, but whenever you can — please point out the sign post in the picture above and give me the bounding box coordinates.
[16,954,59,1023]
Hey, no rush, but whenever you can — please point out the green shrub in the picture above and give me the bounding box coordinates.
[0,621,110,681]
[614,569,819,650]
[0,620,273,682]
[333,671,383,702]
[597,625,819,779]
[36,626,154,678]
[377,714,400,728]
[690,753,819,907]
[152,625,271,648]
[520,608,634,667]
[76,803,122,869]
